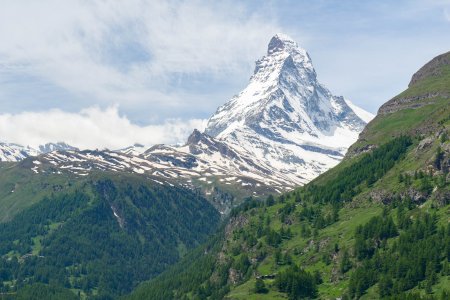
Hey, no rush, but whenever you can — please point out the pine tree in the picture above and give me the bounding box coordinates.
[254,278,268,294]
[340,249,352,274]
[378,275,393,297]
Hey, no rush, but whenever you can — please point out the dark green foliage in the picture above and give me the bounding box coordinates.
[279,202,296,222]
[297,204,337,230]
[354,214,398,260]
[274,248,282,265]
[280,226,292,240]
[379,275,394,297]
[313,270,323,285]
[419,175,434,194]
[233,254,251,274]
[349,212,449,298]
[274,265,317,299]
[300,223,311,238]
[434,146,444,170]
[127,230,228,300]
[340,249,352,274]
[265,194,275,206]
[14,283,78,300]
[254,278,268,294]
[229,197,262,218]
[334,243,340,253]
[305,136,412,204]
[265,229,282,247]
[348,260,378,298]
[0,177,220,298]
[384,291,447,299]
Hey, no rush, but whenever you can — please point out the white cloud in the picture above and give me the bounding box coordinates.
[0,0,279,115]
[0,107,206,150]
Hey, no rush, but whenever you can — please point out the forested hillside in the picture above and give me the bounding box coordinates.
[128,52,450,299]
[0,173,220,299]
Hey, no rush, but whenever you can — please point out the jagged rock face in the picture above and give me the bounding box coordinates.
[205,33,372,184]
[377,92,443,116]
[39,142,79,153]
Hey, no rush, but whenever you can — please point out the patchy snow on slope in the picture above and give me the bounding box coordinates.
[4,34,372,203]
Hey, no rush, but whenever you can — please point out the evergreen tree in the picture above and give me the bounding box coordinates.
[254,278,268,294]
[340,249,352,274]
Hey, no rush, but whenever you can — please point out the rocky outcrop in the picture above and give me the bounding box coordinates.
[224,215,249,240]
[378,92,443,115]
[369,190,395,204]
[409,51,450,87]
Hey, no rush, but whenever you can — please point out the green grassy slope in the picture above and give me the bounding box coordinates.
[127,52,450,300]
[348,52,450,154]
[0,161,77,223]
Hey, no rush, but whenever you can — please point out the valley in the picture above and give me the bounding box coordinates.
[0,36,448,300]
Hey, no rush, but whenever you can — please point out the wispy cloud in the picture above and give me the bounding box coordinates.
[0,0,279,116]
[0,107,206,150]
[0,1,281,148]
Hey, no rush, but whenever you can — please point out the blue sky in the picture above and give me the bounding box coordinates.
[0,0,449,149]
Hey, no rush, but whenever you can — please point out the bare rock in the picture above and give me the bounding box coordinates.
[417,137,434,151]
[402,188,428,204]
[228,268,242,285]
[433,190,450,207]
[369,190,395,204]
[224,215,249,239]
[409,51,450,87]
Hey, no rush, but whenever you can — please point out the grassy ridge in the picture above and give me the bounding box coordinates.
[0,162,77,223]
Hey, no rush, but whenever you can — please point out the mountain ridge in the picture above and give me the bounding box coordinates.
[0,34,372,211]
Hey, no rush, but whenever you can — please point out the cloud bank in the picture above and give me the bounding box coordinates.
[0,107,206,150]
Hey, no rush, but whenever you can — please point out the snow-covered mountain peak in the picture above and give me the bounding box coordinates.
[204,34,373,184]
[0,141,78,162]
[0,142,39,162]
[206,34,369,140]
[266,33,308,61]
[267,33,296,53]
[186,129,205,145]
[251,34,314,86]
[39,142,79,153]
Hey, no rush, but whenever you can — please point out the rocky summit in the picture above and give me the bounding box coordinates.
[204,33,373,184]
